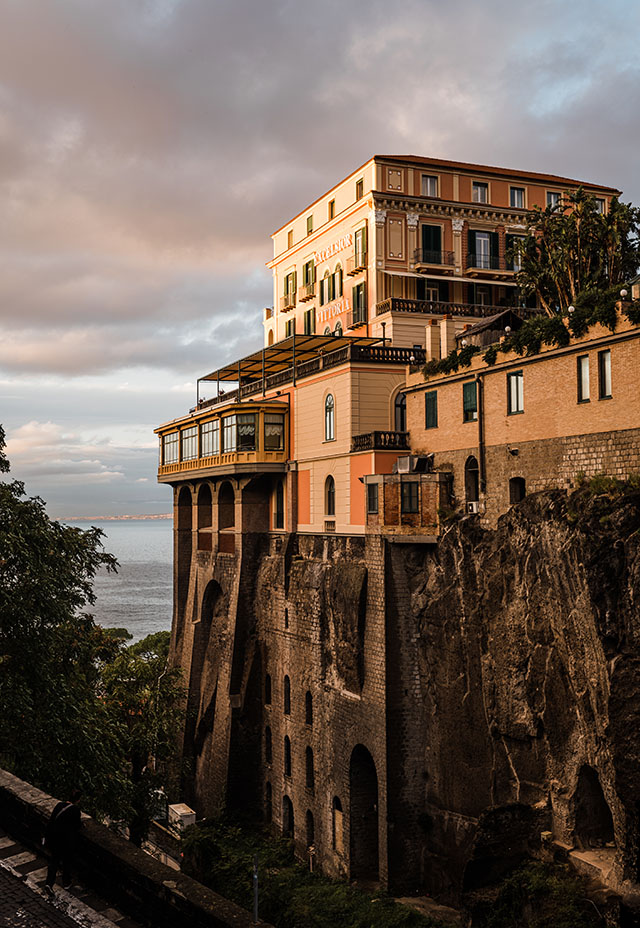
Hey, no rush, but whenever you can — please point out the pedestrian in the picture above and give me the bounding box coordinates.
[44,789,82,893]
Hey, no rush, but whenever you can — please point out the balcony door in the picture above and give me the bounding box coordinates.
[421,224,442,263]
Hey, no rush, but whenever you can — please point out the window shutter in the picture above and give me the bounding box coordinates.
[463,381,477,413]
[425,390,438,428]
[490,232,499,257]
[468,230,475,256]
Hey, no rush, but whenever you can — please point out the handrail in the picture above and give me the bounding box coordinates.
[375,298,506,318]
[413,248,455,266]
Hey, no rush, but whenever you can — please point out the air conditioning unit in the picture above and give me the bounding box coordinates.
[168,803,196,834]
[395,455,432,474]
[466,501,479,514]
[396,455,413,473]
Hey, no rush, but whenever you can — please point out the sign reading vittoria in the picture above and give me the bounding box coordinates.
[314,232,352,265]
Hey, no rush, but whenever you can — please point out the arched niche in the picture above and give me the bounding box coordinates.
[465,455,479,502]
[349,744,379,880]
[574,765,614,848]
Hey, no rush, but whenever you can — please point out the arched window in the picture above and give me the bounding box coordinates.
[305,691,313,726]
[265,726,272,764]
[394,393,407,432]
[324,326,331,335]
[325,394,335,441]
[284,675,291,715]
[465,455,480,503]
[333,263,343,298]
[265,674,272,705]
[334,321,343,337]
[325,476,335,517]
[268,329,274,346]
[509,476,526,504]
[305,746,315,790]
[284,735,292,777]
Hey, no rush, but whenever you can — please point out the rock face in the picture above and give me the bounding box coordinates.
[170,486,640,903]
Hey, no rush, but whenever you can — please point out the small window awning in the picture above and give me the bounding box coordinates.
[199,334,381,383]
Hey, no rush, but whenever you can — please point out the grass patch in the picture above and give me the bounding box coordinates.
[181,817,445,928]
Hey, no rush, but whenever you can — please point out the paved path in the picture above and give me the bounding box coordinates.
[0,826,141,928]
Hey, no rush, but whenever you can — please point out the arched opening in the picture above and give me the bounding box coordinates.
[177,486,193,619]
[332,797,344,854]
[324,394,335,441]
[509,476,526,504]
[574,765,614,848]
[325,476,335,516]
[324,326,331,335]
[306,810,315,848]
[349,745,379,880]
[265,782,272,823]
[334,320,343,337]
[197,484,212,551]
[305,747,314,791]
[264,726,272,764]
[305,691,313,726]
[282,796,294,839]
[268,329,274,346]
[274,480,285,530]
[218,481,235,553]
[465,455,480,503]
[284,736,291,777]
[394,393,407,432]
[284,675,291,714]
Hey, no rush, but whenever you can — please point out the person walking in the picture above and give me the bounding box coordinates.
[44,789,82,893]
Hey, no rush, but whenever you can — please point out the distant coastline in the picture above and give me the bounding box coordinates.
[64,513,172,523]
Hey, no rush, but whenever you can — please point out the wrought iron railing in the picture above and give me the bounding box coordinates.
[280,294,296,312]
[347,252,367,275]
[375,298,504,318]
[413,248,455,266]
[298,283,315,302]
[347,309,367,329]
[466,253,511,271]
[351,431,410,452]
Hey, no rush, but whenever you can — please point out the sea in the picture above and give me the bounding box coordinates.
[66,519,173,643]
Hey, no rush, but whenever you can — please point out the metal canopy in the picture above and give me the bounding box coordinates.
[199,334,381,383]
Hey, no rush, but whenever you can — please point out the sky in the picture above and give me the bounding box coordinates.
[1,0,640,518]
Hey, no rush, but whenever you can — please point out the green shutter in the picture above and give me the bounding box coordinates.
[463,381,477,414]
[490,232,499,258]
[425,390,438,429]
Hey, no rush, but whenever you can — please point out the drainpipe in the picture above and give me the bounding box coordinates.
[475,373,486,493]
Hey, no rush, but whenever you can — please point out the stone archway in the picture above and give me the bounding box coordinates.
[176,486,193,618]
[349,744,379,880]
[574,765,614,848]
[218,481,235,552]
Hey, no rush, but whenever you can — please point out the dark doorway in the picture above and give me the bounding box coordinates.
[218,481,235,529]
[394,393,406,432]
[349,745,379,880]
[509,476,526,504]
[465,455,479,503]
[282,796,294,839]
[574,765,614,848]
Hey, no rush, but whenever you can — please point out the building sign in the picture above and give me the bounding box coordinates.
[318,297,350,325]
[314,232,352,265]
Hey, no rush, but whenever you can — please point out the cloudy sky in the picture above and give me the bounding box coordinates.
[1,0,639,517]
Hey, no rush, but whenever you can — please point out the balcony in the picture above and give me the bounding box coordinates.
[375,298,504,318]
[347,308,367,329]
[281,294,296,312]
[413,248,455,274]
[351,431,410,453]
[156,402,288,483]
[298,283,315,302]
[347,252,368,276]
[466,253,515,278]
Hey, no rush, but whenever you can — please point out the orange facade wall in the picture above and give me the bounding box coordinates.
[297,468,311,524]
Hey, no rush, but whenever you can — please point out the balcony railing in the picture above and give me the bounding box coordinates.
[281,294,296,312]
[466,254,514,272]
[375,298,504,318]
[347,308,367,329]
[413,248,455,268]
[351,431,410,452]
[298,283,315,302]
[347,252,368,275]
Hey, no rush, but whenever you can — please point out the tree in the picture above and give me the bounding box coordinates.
[0,427,182,842]
[514,188,640,316]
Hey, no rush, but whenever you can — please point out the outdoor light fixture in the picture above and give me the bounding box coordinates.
[568,305,575,314]
[505,326,511,334]
[620,289,628,299]
[461,339,468,348]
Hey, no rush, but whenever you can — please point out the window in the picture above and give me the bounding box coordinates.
[334,321,342,336]
[305,747,314,790]
[285,319,295,338]
[237,414,256,451]
[595,198,606,214]
[181,426,197,461]
[463,381,478,422]
[302,259,315,289]
[264,413,285,451]
[598,349,612,398]
[324,394,335,441]
[510,187,525,209]
[275,480,284,529]
[284,675,291,715]
[547,191,561,209]
[323,326,331,335]
[287,229,293,249]
[473,231,491,269]
[284,607,289,629]
[265,674,272,705]
[320,270,332,305]
[352,282,366,324]
[325,476,335,516]
[222,415,237,452]
[367,483,379,514]
[328,199,335,220]
[421,174,438,197]
[507,371,524,414]
[306,214,313,235]
[401,481,419,513]
[200,419,219,456]
[472,181,488,204]
[425,390,438,429]
[303,308,315,335]
[506,234,525,272]
[284,271,296,307]
[305,691,313,726]
[162,431,179,464]
[355,178,364,200]
[395,393,406,431]
[354,226,367,263]
[284,736,291,777]
[333,263,343,298]
[509,477,526,504]
[265,726,272,764]
[577,355,590,403]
